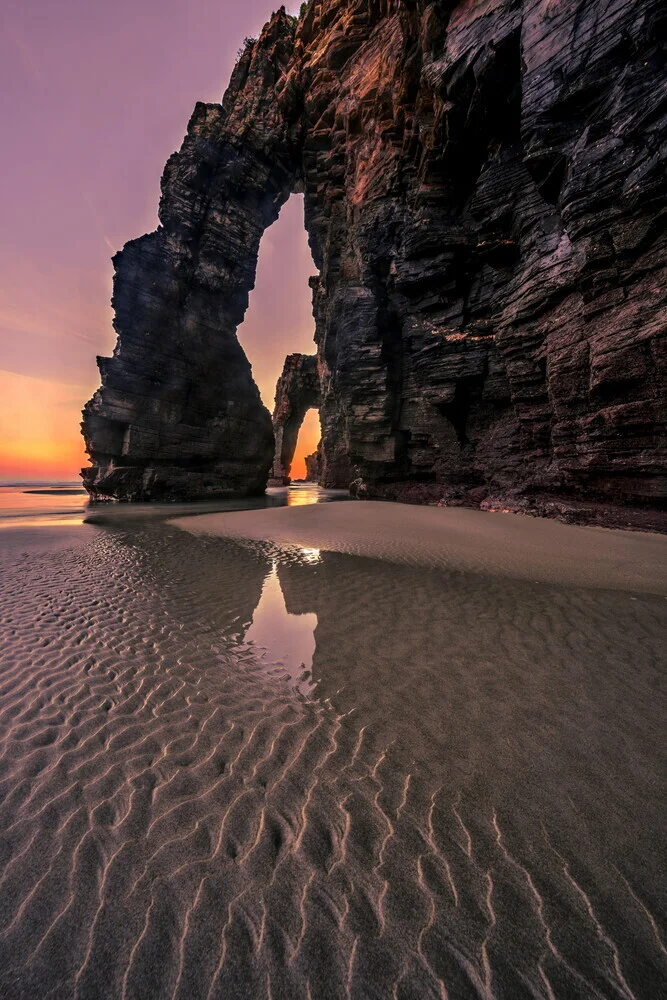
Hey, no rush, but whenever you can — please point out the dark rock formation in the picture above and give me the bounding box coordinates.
[83,1,666,508]
[304,446,321,483]
[268,353,320,484]
[81,14,298,500]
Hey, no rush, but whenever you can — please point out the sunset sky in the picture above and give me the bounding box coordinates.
[0,0,320,482]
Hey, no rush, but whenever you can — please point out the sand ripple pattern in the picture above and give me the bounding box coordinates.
[0,526,664,999]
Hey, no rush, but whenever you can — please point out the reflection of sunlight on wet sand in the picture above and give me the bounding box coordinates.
[286,483,324,506]
[0,485,89,528]
[2,490,666,1000]
[246,561,318,695]
[0,515,85,528]
[0,482,349,533]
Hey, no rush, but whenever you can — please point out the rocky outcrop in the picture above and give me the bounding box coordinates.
[81,14,298,500]
[83,1,667,508]
[304,447,321,483]
[269,353,320,484]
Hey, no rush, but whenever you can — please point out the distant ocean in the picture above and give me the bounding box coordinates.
[0,482,89,527]
[0,480,348,530]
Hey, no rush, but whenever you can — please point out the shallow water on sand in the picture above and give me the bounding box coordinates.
[0,482,344,530]
[0,484,89,526]
[0,516,665,999]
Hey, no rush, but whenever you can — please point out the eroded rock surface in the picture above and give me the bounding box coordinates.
[83,1,666,507]
[81,13,297,499]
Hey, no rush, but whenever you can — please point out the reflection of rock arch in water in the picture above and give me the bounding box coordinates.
[246,559,318,695]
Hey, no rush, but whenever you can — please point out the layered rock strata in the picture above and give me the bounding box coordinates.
[269,353,320,484]
[83,1,666,507]
[81,14,297,499]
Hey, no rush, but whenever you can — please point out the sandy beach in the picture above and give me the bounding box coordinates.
[0,499,665,999]
[3,0,666,996]
[172,500,667,594]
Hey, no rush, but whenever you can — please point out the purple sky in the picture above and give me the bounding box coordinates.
[0,0,320,479]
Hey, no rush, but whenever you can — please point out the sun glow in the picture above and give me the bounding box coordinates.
[292,407,321,480]
[0,370,90,480]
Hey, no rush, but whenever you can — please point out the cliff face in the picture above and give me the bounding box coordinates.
[83,1,666,506]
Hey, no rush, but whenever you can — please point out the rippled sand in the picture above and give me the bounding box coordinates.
[0,508,665,999]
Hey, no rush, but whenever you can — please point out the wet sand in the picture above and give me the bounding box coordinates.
[0,505,665,999]
[171,500,667,594]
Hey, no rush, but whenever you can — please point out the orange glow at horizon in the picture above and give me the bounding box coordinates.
[0,199,319,485]
[0,442,87,481]
[3,2,318,491]
[291,407,321,480]
[0,368,322,485]
[0,370,90,481]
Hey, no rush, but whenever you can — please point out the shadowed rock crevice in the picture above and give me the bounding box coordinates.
[83,1,666,508]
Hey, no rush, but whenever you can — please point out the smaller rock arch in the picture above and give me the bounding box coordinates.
[269,354,320,485]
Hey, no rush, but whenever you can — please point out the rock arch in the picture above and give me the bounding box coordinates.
[268,354,320,485]
[82,12,300,500]
[83,2,666,508]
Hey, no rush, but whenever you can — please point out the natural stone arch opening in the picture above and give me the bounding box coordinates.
[295,408,322,481]
[237,192,323,486]
[236,195,318,422]
[81,4,665,509]
[269,354,321,486]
